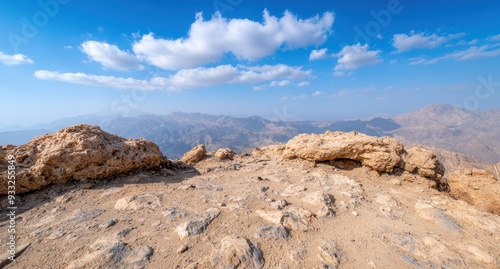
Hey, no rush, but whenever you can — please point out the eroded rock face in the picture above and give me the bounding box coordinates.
[448,169,500,215]
[181,144,206,164]
[192,236,264,269]
[283,131,404,173]
[214,148,236,160]
[403,146,444,181]
[0,124,163,194]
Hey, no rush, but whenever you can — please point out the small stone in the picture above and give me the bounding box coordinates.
[260,186,269,193]
[99,220,117,228]
[254,225,289,239]
[352,211,359,216]
[177,245,189,254]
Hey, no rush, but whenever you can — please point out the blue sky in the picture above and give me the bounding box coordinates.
[1,0,499,128]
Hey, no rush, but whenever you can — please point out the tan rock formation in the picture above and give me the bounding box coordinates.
[403,146,444,180]
[283,131,404,173]
[448,169,500,215]
[213,148,236,160]
[181,144,206,164]
[0,124,163,194]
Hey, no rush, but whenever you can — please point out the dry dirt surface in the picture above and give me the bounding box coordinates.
[1,151,499,269]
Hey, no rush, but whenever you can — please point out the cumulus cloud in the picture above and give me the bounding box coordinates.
[297,81,310,87]
[35,64,311,91]
[253,79,290,90]
[133,10,334,70]
[0,52,34,66]
[309,48,329,61]
[81,41,143,71]
[409,45,500,65]
[312,90,325,97]
[333,44,382,76]
[392,32,463,52]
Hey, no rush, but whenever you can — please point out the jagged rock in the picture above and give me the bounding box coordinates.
[448,169,500,215]
[193,236,264,269]
[175,208,221,239]
[0,124,164,194]
[181,144,206,164]
[255,210,284,224]
[282,207,313,232]
[255,225,289,239]
[65,239,153,269]
[256,207,313,231]
[302,191,336,217]
[318,241,346,267]
[403,146,444,181]
[214,148,236,160]
[114,193,161,211]
[283,131,404,173]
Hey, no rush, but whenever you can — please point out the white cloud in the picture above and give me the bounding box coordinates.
[334,44,382,75]
[392,32,462,52]
[81,41,143,71]
[0,52,34,66]
[133,10,334,70]
[489,34,500,42]
[331,86,375,97]
[253,79,291,90]
[376,34,383,40]
[35,64,311,91]
[312,90,325,97]
[297,81,310,87]
[309,48,329,61]
[63,45,73,49]
[409,45,500,65]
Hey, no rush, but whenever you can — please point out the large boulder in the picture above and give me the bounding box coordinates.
[0,124,164,194]
[403,146,444,181]
[181,144,206,164]
[283,131,404,173]
[447,169,500,215]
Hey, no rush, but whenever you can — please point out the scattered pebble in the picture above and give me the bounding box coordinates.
[177,245,189,254]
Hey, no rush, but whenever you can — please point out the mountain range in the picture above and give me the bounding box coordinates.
[1,104,498,164]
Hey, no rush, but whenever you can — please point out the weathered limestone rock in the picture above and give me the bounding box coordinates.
[191,236,264,269]
[448,169,500,215]
[175,208,221,239]
[403,146,444,180]
[283,131,404,173]
[114,193,162,211]
[181,144,206,164]
[66,239,153,269]
[254,225,289,239]
[318,241,346,268]
[214,148,236,160]
[0,124,164,194]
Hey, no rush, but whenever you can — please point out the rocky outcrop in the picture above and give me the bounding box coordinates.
[191,236,264,269]
[175,208,221,239]
[0,124,163,194]
[403,146,444,180]
[283,131,404,173]
[448,169,500,215]
[213,148,236,160]
[181,144,206,164]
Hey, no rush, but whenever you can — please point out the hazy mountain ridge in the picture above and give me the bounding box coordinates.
[0,104,498,163]
[391,104,500,163]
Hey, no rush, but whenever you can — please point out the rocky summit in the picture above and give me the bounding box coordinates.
[0,125,499,269]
